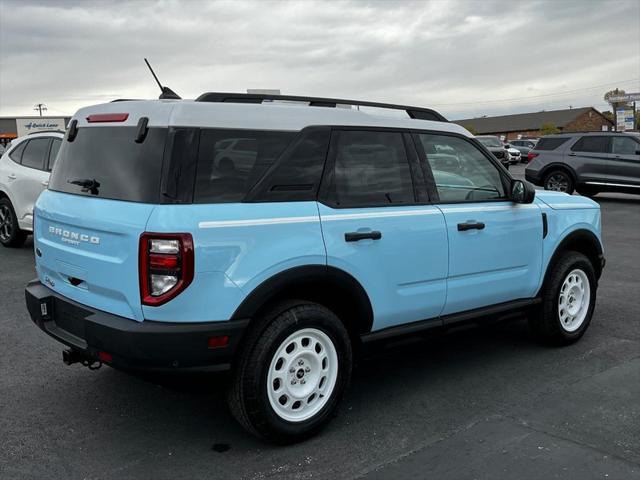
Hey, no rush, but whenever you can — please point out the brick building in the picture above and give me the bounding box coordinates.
[455,107,614,140]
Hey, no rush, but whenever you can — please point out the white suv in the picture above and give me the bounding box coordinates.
[0,131,64,247]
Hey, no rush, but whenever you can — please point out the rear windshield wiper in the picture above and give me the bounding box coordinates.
[68,178,100,195]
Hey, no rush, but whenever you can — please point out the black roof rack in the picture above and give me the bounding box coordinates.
[195,92,448,122]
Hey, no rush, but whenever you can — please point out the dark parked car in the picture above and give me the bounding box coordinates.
[475,136,510,169]
[525,132,640,196]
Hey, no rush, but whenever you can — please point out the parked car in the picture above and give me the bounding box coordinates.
[475,135,510,169]
[25,94,604,444]
[511,139,538,149]
[508,140,535,162]
[505,145,522,164]
[525,132,640,196]
[0,131,64,247]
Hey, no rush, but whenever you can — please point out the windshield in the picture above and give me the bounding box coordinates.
[476,137,503,148]
[50,127,168,203]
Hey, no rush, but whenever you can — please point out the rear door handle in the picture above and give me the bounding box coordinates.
[345,231,382,242]
[457,221,485,232]
[41,180,49,187]
[7,174,16,180]
[568,153,576,156]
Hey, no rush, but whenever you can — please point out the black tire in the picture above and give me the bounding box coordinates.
[577,187,599,198]
[529,251,596,346]
[0,198,27,248]
[227,300,352,444]
[544,170,574,194]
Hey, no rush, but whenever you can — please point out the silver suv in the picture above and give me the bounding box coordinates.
[525,132,640,196]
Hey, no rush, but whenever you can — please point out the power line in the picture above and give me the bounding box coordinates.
[432,78,640,107]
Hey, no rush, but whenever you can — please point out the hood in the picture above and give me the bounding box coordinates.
[535,190,599,210]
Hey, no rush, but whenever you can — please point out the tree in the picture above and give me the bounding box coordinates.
[463,124,478,135]
[540,122,560,135]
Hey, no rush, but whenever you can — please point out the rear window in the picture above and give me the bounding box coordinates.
[50,127,168,203]
[534,137,570,150]
[194,129,295,203]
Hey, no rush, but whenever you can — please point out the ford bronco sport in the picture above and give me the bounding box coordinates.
[25,93,604,443]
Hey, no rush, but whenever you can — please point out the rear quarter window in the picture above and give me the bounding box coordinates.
[534,137,570,150]
[194,129,295,203]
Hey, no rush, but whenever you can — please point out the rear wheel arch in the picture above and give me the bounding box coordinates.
[540,163,578,185]
[231,265,374,340]
[542,229,603,289]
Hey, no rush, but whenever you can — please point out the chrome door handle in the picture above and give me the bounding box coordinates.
[41,180,49,187]
[7,174,16,180]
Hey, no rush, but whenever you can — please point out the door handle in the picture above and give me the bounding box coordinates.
[457,221,485,232]
[568,153,576,156]
[41,180,49,187]
[7,174,16,180]
[345,231,382,242]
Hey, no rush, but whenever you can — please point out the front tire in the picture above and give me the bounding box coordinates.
[0,198,27,248]
[228,301,352,443]
[529,251,596,345]
[544,170,574,194]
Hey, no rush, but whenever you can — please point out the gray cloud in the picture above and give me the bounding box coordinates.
[0,0,638,119]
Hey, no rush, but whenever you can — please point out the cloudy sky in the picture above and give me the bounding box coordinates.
[0,0,638,120]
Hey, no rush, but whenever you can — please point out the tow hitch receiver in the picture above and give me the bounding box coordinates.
[62,348,102,370]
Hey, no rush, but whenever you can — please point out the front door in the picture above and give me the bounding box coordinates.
[318,129,448,331]
[567,135,611,184]
[414,132,543,318]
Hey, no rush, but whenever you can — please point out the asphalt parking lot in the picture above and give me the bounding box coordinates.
[1,164,639,480]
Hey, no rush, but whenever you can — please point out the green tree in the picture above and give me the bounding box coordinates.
[463,124,478,135]
[540,122,560,135]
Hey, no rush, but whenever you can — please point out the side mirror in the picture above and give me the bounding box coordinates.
[511,179,535,204]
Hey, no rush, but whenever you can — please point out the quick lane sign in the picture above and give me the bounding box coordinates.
[16,118,66,137]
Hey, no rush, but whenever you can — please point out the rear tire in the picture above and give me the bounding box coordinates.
[0,198,27,248]
[529,251,596,346]
[544,170,574,194]
[227,301,352,444]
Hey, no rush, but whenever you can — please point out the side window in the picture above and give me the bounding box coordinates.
[571,136,610,153]
[194,129,295,203]
[326,130,415,207]
[417,133,506,203]
[48,138,62,171]
[612,136,639,155]
[20,138,50,170]
[8,141,27,163]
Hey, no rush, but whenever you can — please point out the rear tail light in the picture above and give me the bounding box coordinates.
[527,152,539,163]
[139,233,194,306]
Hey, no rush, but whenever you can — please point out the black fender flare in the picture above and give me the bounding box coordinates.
[231,265,374,334]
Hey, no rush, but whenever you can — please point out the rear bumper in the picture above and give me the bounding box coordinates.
[525,169,541,185]
[25,280,248,372]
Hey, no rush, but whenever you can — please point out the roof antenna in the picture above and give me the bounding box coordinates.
[144,58,181,100]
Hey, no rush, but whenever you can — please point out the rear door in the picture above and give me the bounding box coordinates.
[608,135,640,187]
[415,132,542,318]
[35,125,168,321]
[567,136,611,183]
[318,129,448,331]
[11,137,51,228]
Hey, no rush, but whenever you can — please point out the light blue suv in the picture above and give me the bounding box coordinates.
[25,93,605,443]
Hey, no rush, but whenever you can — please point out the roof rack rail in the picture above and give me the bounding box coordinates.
[195,92,448,122]
[28,129,65,135]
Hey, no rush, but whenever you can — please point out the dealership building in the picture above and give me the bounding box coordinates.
[0,116,70,147]
[455,107,615,140]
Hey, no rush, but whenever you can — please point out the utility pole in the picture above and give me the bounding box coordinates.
[34,103,47,117]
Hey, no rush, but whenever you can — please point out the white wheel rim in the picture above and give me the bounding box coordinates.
[267,328,339,423]
[558,269,590,332]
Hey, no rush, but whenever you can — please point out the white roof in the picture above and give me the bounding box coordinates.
[72,99,472,137]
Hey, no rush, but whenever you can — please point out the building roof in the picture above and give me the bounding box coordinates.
[454,107,610,134]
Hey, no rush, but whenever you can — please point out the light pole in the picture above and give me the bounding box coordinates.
[34,103,48,117]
